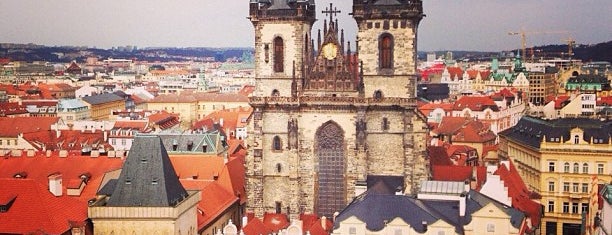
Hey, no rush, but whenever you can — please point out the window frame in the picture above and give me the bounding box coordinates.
[378,33,394,70]
[273,37,284,73]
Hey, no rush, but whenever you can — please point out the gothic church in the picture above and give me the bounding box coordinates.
[247,0,428,219]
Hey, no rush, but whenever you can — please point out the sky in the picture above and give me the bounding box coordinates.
[0,0,610,52]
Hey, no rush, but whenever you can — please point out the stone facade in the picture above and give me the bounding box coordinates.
[247,0,428,219]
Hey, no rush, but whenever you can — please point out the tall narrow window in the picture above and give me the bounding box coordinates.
[272,136,282,151]
[582,163,589,174]
[564,162,570,173]
[573,163,579,173]
[379,34,393,69]
[274,37,284,73]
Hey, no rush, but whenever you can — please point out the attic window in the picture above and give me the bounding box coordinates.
[202,144,208,153]
[152,178,159,185]
[125,178,132,185]
[187,141,193,151]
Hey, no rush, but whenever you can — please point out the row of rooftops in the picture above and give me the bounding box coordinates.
[499,116,612,148]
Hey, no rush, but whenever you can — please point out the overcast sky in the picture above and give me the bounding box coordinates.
[0,0,610,51]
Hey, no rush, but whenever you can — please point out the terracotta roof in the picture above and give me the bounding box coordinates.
[0,179,88,234]
[446,67,463,79]
[243,217,274,235]
[434,117,497,143]
[453,96,499,112]
[0,102,28,116]
[0,117,60,137]
[112,120,150,132]
[428,146,453,166]
[22,130,109,151]
[180,180,238,230]
[597,96,612,106]
[495,160,542,231]
[171,156,225,181]
[0,151,124,202]
[431,165,487,190]
[552,95,571,109]
[262,212,290,232]
[218,157,247,204]
[418,102,453,117]
[193,106,253,134]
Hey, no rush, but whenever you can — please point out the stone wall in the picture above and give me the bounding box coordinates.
[357,19,418,98]
[253,21,311,97]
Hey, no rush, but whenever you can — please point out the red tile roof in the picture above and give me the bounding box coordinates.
[0,152,124,202]
[552,95,571,109]
[112,120,150,132]
[495,160,542,231]
[0,102,28,116]
[0,179,88,234]
[0,117,60,137]
[418,102,453,117]
[453,96,498,112]
[262,212,290,232]
[243,217,274,235]
[597,96,612,106]
[428,146,453,166]
[434,117,496,143]
[22,130,110,151]
[431,165,487,190]
[446,67,463,79]
[171,156,225,181]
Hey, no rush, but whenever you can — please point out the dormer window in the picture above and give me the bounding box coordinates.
[574,135,579,144]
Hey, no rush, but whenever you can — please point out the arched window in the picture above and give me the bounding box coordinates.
[271,89,280,97]
[573,163,579,173]
[274,37,284,73]
[272,136,282,151]
[582,163,589,174]
[564,162,570,173]
[574,135,579,144]
[379,34,393,69]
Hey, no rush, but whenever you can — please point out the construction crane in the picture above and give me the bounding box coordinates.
[564,36,576,58]
[508,29,569,60]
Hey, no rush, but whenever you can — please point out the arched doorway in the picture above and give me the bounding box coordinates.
[315,121,346,217]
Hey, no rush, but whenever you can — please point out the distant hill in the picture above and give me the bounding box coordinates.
[418,41,612,63]
[1,40,610,63]
[529,41,612,63]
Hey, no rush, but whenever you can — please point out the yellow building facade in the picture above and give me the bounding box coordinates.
[499,116,611,235]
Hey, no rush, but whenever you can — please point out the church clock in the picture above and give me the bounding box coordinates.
[322,43,338,60]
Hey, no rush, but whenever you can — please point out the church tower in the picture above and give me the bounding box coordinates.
[352,0,424,98]
[247,0,428,220]
[248,0,315,97]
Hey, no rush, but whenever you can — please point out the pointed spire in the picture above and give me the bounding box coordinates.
[323,19,327,36]
[107,136,188,207]
[340,29,345,54]
[317,29,322,52]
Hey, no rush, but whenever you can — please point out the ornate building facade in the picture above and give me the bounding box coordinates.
[246,0,429,219]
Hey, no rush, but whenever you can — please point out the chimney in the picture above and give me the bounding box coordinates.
[46,150,51,157]
[459,193,467,217]
[354,180,367,197]
[321,216,328,230]
[56,127,61,138]
[59,150,68,158]
[103,131,108,141]
[242,215,248,228]
[48,173,63,196]
[219,118,224,127]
